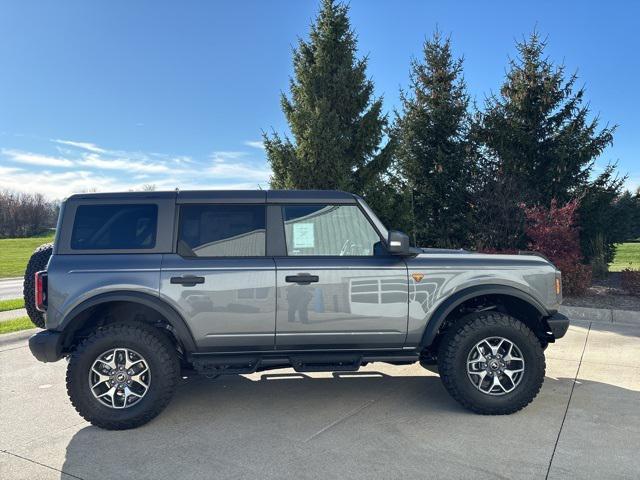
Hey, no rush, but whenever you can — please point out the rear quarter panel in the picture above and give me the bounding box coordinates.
[45,254,162,330]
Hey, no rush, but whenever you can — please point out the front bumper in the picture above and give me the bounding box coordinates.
[28,330,64,362]
[546,312,570,339]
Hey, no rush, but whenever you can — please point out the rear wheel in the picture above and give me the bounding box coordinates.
[23,243,53,328]
[437,311,545,414]
[66,322,179,430]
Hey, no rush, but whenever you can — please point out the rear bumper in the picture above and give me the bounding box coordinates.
[546,312,570,339]
[28,330,64,362]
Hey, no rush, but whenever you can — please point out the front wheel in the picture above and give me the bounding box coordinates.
[437,312,545,414]
[66,322,179,430]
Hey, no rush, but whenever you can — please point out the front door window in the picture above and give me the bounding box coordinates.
[282,205,380,256]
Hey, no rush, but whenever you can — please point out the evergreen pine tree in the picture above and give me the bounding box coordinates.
[263,0,390,201]
[478,32,615,206]
[394,32,472,248]
[577,164,627,264]
[473,31,615,251]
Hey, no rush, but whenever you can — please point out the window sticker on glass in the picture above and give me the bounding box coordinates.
[293,223,315,248]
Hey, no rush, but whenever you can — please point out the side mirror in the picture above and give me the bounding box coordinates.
[387,230,410,255]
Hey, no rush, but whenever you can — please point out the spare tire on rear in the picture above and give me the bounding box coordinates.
[23,243,53,328]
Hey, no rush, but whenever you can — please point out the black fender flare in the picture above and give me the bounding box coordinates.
[59,291,197,352]
[419,284,551,348]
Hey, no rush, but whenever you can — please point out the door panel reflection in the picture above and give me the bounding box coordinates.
[160,255,276,349]
[275,258,409,348]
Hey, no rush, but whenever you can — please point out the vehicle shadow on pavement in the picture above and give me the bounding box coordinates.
[59,371,640,480]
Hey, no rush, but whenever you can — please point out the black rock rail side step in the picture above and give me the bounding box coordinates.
[189,351,421,376]
[192,355,260,376]
[289,354,362,372]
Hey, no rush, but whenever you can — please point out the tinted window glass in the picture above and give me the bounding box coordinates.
[71,204,158,250]
[283,205,380,256]
[178,204,266,257]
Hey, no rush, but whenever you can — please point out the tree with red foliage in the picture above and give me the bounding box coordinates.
[523,200,592,296]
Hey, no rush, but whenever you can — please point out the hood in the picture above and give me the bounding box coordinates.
[419,247,471,254]
[410,248,555,269]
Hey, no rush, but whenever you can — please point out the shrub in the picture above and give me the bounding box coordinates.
[561,264,593,297]
[523,199,592,296]
[620,268,640,296]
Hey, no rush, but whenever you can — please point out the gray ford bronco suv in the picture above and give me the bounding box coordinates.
[28,190,568,430]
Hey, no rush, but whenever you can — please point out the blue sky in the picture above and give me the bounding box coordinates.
[0,0,638,199]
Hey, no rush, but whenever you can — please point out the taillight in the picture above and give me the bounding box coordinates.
[35,270,47,312]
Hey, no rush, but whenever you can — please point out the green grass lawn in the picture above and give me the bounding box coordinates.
[0,231,54,278]
[609,242,640,272]
[0,316,35,334]
[0,298,24,312]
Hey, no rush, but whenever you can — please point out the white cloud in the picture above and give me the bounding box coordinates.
[0,169,124,200]
[207,151,270,182]
[0,140,273,199]
[171,156,194,165]
[244,140,265,150]
[211,151,247,161]
[53,139,106,153]
[208,162,271,181]
[1,149,74,167]
[78,154,173,173]
[0,166,23,176]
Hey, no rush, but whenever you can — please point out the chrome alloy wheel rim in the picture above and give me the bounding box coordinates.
[466,337,525,396]
[89,348,151,409]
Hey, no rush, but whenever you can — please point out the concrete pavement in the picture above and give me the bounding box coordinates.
[0,277,22,301]
[1,320,639,479]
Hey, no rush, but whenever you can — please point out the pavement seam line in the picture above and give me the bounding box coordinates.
[302,364,417,443]
[1,450,85,480]
[0,344,29,353]
[544,321,592,480]
[303,398,377,442]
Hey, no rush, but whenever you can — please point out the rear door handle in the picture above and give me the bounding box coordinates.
[285,274,319,285]
[170,275,205,286]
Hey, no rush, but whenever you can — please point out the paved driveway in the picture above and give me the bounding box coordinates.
[0,277,22,301]
[1,319,639,479]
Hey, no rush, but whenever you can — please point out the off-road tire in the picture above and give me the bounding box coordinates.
[23,243,53,328]
[437,311,545,415]
[66,322,179,430]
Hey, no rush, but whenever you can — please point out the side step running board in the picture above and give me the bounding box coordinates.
[192,356,260,376]
[189,351,420,376]
[290,354,362,372]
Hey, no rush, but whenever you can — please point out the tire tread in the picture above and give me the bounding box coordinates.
[23,243,53,328]
[66,322,179,430]
[437,311,545,415]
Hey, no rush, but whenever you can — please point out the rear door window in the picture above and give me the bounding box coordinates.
[178,204,266,257]
[70,204,158,250]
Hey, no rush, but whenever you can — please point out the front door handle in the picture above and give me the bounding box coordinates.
[170,275,205,286]
[285,273,319,285]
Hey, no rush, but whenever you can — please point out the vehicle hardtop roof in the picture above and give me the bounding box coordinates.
[67,189,358,204]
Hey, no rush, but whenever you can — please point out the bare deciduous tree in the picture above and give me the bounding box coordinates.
[0,190,58,238]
